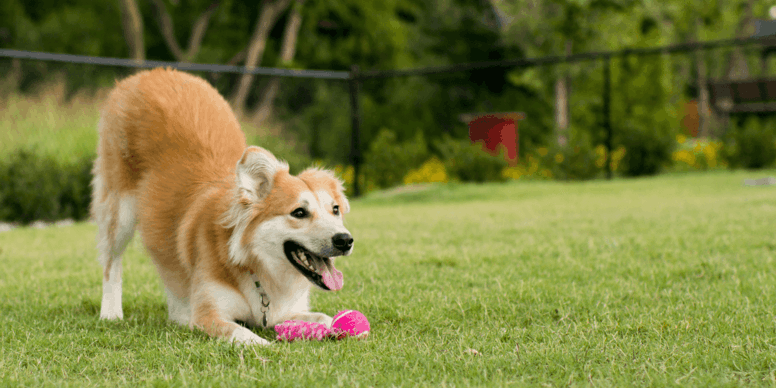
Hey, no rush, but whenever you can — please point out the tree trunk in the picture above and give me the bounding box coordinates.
[118,0,145,61]
[725,0,754,81]
[150,0,220,62]
[695,18,711,138]
[230,0,293,116]
[252,0,305,125]
[555,40,572,147]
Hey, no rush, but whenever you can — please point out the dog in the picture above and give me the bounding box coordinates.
[91,68,354,345]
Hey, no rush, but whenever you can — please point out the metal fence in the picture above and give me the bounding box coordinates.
[3,35,776,195]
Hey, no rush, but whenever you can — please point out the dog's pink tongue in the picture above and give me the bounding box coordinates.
[321,265,344,291]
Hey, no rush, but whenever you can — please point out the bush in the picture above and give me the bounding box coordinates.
[435,136,508,183]
[364,129,428,189]
[723,116,776,169]
[403,157,449,185]
[619,123,674,177]
[244,133,313,175]
[671,135,726,171]
[330,163,378,195]
[0,148,93,224]
[545,128,601,181]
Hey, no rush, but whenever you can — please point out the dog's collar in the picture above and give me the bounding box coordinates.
[250,271,270,328]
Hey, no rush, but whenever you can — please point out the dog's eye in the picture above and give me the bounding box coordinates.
[332,205,340,215]
[291,208,308,219]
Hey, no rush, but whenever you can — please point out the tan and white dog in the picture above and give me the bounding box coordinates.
[91,68,354,345]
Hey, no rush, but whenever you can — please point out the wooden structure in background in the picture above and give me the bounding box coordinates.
[709,20,776,119]
[709,78,776,114]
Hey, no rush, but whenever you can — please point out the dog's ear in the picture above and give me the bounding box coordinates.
[236,146,287,203]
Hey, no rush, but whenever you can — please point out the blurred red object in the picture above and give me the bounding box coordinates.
[462,112,525,166]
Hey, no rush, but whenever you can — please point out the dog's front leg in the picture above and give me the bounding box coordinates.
[191,282,271,346]
[274,312,333,328]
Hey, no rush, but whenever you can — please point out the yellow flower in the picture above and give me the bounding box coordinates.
[333,165,355,187]
[502,166,526,180]
[537,147,548,156]
[672,149,696,167]
[594,144,607,168]
[610,146,626,172]
[554,153,564,164]
[676,134,687,144]
[403,157,448,185]
[527,155,540,175]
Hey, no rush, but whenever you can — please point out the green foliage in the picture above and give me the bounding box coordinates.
[436,136,508,183]
[723,116,776,170]
[619,122,675,177]
[243,131,313,175]
[548,127,601,180]
[363,128,428,189]
[0,0,767,185]
[0,148,93,224]
[272,79,352,164]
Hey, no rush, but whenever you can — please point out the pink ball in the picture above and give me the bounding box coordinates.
[331,310,370,339]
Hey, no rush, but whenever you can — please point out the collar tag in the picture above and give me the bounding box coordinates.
[250,272,270,328]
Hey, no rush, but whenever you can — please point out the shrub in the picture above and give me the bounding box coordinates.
[364,129,428,189]
[594,144,627,173]
[244,133,313,175]
[0,148,94,224]
[723,116,776,169]
[403,157,448,185]
[331,163,378,195]
[671,135,726,171]
[545,128,601,181]
[58,154,94,221]
[619,123,674,177]
[501,150,554,181]
[435,136,508,183]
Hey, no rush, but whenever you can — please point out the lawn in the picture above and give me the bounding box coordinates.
[1,170,775,387]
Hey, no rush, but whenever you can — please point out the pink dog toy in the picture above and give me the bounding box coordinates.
[275,310,370,342]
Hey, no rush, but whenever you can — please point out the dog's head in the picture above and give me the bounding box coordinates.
[222,146,353,291]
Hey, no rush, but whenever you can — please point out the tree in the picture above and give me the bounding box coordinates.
[230,0,294,116]
[119,0,145,61]
[498,0,637,146]
[148,0,220,63]
[251,0,305,125]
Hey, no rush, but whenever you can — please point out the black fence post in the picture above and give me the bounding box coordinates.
[348,65,363,197]
[603,55,613,180]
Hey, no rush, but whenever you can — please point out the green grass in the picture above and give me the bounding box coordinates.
[1,170,776,387]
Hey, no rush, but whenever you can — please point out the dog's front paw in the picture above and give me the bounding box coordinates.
[286,312,333,328]
[230,326,271,346]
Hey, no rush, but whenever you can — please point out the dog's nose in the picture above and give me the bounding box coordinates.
[332,233,354,251]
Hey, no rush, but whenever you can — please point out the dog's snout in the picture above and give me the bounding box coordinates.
[332,233,353,251]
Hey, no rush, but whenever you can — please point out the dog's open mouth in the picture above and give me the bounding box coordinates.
[283,241,343,291]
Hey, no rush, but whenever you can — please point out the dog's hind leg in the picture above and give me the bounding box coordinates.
[92,166,137,320]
